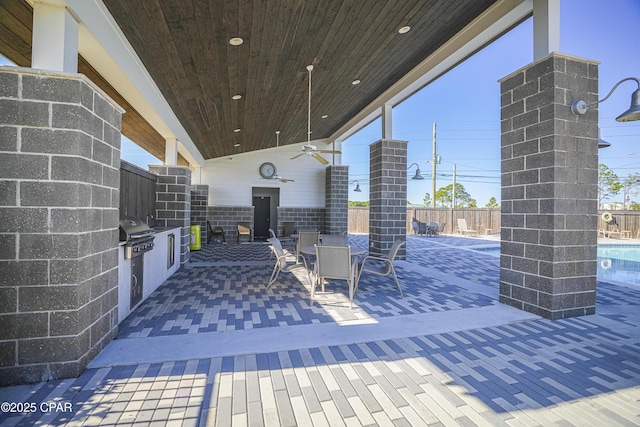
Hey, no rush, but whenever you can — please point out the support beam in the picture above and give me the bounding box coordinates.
[499,53,598,319]
[369,139,407,259]
[165,138,179,165]
[382,104,393,140]
[32,1,79,72]
[325,166,349,235]
[533,0,560,60]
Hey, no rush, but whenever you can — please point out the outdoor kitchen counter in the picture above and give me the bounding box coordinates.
[151,226,176,232]
[117,227,181,323]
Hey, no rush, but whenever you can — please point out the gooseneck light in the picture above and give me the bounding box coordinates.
[571,77,640,122]
[407,163,424,180]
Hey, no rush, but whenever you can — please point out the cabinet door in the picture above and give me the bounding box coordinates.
[130,256,143,309]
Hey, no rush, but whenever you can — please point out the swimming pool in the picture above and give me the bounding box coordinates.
[598,245,640,287]
[473,245,640,287]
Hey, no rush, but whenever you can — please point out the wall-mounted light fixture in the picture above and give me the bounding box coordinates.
[407,163,424,180]
[571,77,640,122]
[598,128,610,149]
[349,180,362,192]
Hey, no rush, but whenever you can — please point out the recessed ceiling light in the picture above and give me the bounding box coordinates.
[232,94,242,100]
[234,143,240,147]
[229,37,243,46]
[321,115,328,119]
[398,26,411,34]
[234,128,241,133]
[352,79,361,85]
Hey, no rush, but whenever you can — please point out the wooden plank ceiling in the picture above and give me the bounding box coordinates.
[1,0,498,162]
[102,0,497,160]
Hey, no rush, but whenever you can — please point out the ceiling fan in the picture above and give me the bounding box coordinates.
[290,64,341,165]
[265,131,295,183]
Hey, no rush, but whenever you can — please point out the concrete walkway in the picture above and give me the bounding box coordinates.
[1,235,639,426]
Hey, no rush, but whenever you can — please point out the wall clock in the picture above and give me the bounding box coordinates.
[259,162,277,179]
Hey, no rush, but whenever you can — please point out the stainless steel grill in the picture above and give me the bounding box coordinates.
[119,217,156,259]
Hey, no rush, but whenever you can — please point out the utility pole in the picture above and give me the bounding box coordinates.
[431,121,437,208]
[452,164,456,208]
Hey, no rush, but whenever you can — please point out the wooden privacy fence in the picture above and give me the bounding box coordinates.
[349,207,640,238]
[348,207,500,235]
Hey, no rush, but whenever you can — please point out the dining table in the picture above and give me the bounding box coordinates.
[300,245,366,258]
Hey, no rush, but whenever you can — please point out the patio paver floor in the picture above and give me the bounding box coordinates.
[1,235,639,426]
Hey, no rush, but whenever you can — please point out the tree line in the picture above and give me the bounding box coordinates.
[599,163,640,209]
[348,182,499,208]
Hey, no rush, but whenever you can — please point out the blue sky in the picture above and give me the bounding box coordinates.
[2,1,638,207]
[344,0,640,206]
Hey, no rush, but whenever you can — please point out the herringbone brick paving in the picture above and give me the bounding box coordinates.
[2,235,639,426]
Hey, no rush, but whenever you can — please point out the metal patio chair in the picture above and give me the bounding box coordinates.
[207,221,225,243]
[266,237,310,291]
[356,240,405,297]
[312,244,358,308]
[296,230,320,264]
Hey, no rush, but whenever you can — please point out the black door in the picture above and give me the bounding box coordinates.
[253,196,270,239]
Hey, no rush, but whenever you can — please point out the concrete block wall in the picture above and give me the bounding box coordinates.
[149,166,191,264]
[325,166,349,235]
[499,53,599,319]
[207,206,254,242]
[277,207,326,235]
[191,184,209,244]
[369,139,407,259]
[0,68,123,386]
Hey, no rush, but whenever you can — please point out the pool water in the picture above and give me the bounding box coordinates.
[598,245,640,287]
[473,245,640,287]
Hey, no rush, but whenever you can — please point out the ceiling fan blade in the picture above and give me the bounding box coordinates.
[318,150,342,154]
[313,153,329,165]
[290,153,305,160]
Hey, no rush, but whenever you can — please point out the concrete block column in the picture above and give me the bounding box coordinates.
[325,165,349,235]
[149,166,192,264]
[369,139,407,259]
[191,184,209,244]
[499,53,599,319]
[0,68,123,385]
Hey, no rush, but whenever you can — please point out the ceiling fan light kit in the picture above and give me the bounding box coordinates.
[290,64,341,165]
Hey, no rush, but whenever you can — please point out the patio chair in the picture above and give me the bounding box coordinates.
[412,220,427,236]
[282,221,296,237]
[207,221,225,243]
[312,244,358,308]
[433,222,446,237]
[428,222,438,237]
[605,227,630,239]
[278,222,296,250]
[266,237,310,291]
[456,218,478,236]
[355,240,405,297]
[237,222,253,243]
[296,230,320,264]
